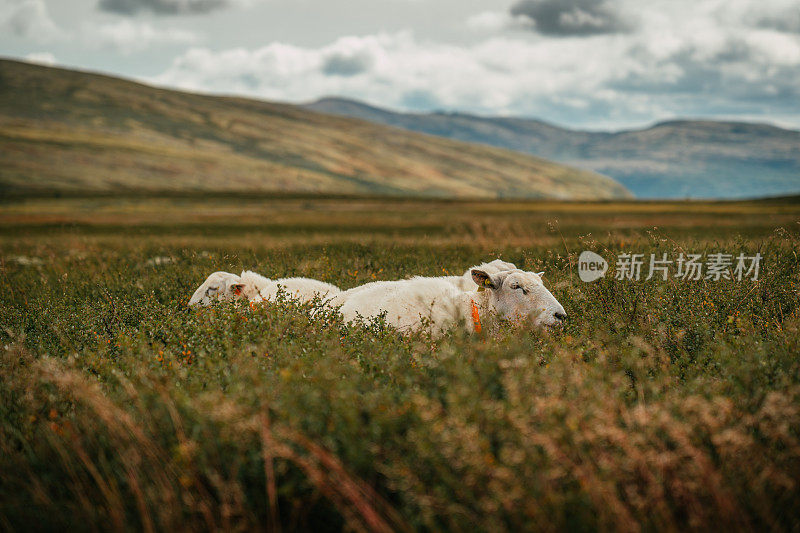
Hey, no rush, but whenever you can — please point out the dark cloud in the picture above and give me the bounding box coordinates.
[510,0,628,36]
[7,8,35,36]
[756,10,800,33]
[608,40,800,116]
[401,89,441,110]
[321,53,372,77]
[98,0,232,15]
[238,73,260,89]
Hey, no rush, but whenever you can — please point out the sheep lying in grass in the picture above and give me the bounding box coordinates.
[330,259,521,308]
[188,270,340,307]
[330,268,566,335]
[188,260,559,336]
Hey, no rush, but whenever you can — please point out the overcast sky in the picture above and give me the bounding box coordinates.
[2,0,800,130]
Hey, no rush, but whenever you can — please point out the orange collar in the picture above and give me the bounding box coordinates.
[471,300,482,334]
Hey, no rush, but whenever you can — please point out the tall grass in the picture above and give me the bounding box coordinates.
[1,199,799,531]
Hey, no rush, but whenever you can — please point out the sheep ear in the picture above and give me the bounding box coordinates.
[537,271,545,276]
[471,269,498,290]
[230,283,245,296]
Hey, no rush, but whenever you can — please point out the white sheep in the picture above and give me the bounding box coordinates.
[240,270,341,304]
[330,268,566,335]
[188,270,340,307]
[330,259,520,307]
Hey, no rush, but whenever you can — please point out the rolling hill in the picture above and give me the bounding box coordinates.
[305,97,800,199]
[0,60,630,200]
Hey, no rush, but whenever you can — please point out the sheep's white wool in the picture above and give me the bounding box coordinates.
[332,268,566,334]
[444,259,518,291]
[332,259,518,308]
[239,271,341,303]
[188,270,341,307]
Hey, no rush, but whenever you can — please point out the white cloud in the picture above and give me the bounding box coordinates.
[151,16,800,129]
[89,20,198,52]
[3,0,792,129]
[1,0,63,42]
[466,11,530,33]
[1,0,197,53]
[24,51,57,65]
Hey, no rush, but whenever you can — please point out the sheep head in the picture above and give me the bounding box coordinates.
[471,268,566,328]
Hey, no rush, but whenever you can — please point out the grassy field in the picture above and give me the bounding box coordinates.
[1,196,799,531]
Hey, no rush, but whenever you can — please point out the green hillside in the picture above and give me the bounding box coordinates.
[0,60,630,200]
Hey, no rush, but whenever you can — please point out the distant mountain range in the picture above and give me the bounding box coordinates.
[305,97,800,199]
[0,60,630,200]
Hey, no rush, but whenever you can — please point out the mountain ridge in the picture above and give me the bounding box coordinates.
[305,97,800,199]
